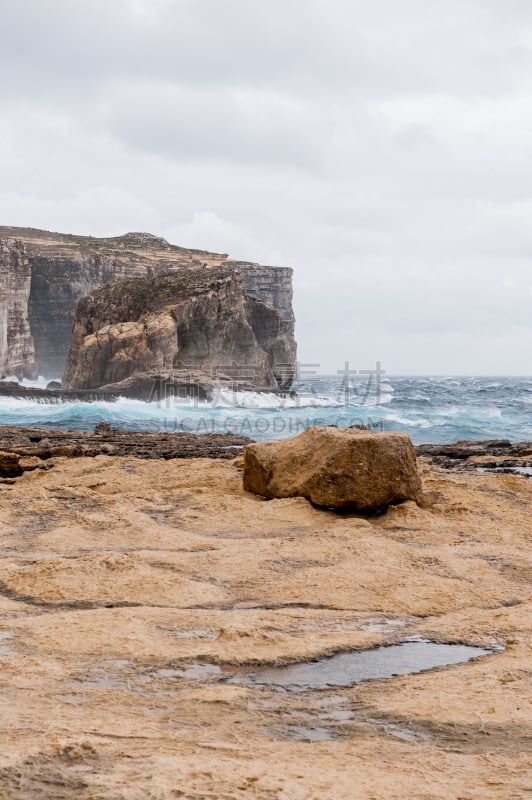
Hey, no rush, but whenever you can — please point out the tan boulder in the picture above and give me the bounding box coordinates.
[243,426,423,512]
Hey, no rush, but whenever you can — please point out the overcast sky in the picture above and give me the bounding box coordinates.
[1,0,531,374]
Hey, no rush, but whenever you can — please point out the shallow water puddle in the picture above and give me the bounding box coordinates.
[227,639,499,691]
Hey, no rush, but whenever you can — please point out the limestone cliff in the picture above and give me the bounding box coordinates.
[0,226,295,379]
[0,238,36,378]
[62,268,296,393]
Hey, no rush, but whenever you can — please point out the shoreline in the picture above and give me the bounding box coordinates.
[1,423,531,481]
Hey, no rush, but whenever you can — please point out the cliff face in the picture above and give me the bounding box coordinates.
[0,227,295,379]
[0,238,36,379]
[63,268,296,392]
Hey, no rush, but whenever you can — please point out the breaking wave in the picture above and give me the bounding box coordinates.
[0,376,530,444]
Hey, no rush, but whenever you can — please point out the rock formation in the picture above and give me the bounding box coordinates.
[0,226,295,379]
[243,426,423,511]
[62,267,296,394]
[0,424,252,475]
[0,238,35,378]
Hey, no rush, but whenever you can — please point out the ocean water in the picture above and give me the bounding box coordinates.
[0,375,530,445]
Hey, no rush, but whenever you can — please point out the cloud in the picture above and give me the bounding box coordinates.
[163,211,284,264]
[104,82,325,168]
[0,0,531,373]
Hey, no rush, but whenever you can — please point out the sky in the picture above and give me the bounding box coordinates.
[1,0,531,374]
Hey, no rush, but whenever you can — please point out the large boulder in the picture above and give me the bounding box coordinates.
[243,426,423,512]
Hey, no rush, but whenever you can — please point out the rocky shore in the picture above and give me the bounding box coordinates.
[0,423,252,479]
[1,422,530,480]
[0,439,530,798]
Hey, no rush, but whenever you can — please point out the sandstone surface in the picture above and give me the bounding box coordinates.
[0,452,529,798]
[62,267,295,393]
[244,426,423,510]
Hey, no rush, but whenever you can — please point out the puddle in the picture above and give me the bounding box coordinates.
[227,640,499,691]
[174,663,221,679]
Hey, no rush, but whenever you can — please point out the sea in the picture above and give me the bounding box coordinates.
[0,375,531,445]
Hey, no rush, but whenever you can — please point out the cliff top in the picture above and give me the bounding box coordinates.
[0,225,296,276]
[0,225,225,258]
[0,225,293,275]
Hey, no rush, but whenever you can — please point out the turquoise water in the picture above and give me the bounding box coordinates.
[1,376,530,444]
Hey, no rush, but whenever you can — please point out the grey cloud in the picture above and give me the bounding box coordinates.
[3,0,530,102]
[1,0,531,372]
[103,81,327,167]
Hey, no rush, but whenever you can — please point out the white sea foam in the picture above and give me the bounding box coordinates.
[475,406,503,419]
[215,389,338,409]
[166,389,341,410]
[0,375,60,390]
[383,413,432,429]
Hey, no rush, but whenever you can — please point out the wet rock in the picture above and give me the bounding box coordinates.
[0,371,286,404]
[416,440,514,460]
[416,440,532,472]
[0,424,253,468]
[243,426,423,512]
[96,371,227,402]
[0,380,116,403]
[94,422,113,435]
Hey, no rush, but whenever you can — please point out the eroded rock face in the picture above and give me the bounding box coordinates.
[0,239,36,378]
[63,268,296,392]
[243,426,423,511]
[0,226,295,379]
